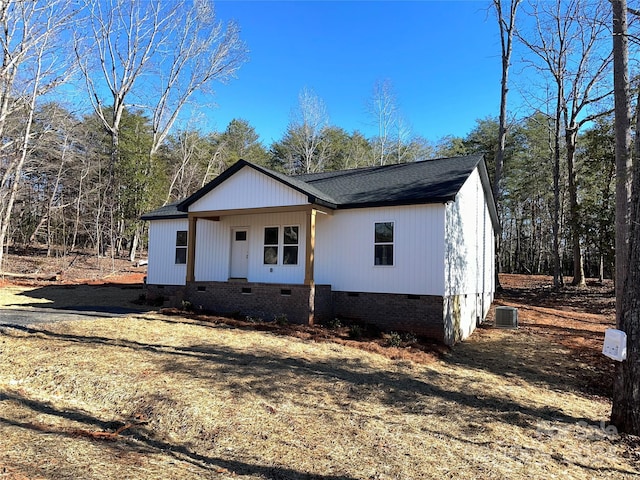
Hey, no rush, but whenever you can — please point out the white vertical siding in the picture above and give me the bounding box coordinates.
[189,167,309,212]
[314,205,447,295]
[147,219,188,285]
[444,167,495,297]
[193,211,307,284]
[194,219,230,281]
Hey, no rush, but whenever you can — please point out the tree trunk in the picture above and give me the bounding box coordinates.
[129,225,140,263]
[492,0,521,289]
[612,110,640,431]
[565,126,586,286]
[551,95,563,288]
[611,0,639,435]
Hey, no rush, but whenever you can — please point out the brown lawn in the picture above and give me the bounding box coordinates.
[0,253,638,479]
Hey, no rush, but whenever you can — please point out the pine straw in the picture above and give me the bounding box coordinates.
[0,308,638,479]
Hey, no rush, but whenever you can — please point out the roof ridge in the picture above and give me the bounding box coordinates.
[295,154,484,180]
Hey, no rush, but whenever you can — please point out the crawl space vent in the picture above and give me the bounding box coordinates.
[494,306,518,329]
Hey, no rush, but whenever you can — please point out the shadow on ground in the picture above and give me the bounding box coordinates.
[8,283,155,314]
[0,389,358,480]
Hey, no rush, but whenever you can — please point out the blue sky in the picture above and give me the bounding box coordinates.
[201,1,505,145]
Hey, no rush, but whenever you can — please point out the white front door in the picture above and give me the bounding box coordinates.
[230,228,249,278]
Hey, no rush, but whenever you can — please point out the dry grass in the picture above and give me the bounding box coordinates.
[0,273,638,479]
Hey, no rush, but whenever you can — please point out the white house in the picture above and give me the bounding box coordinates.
[141,155,499,345]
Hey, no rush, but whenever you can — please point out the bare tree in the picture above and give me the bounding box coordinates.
[0,0,76,270]
[163,129,222,204]
[367,79,398,166]
[492,0,522,290]
[74,0,247,260]
[148,1,247,156]
[285,87,331,174]
[518,0,613,287]
[493,0,521,203]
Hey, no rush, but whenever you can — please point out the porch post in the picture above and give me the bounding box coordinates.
[186,215,197,282]
[304,208,316,286]
[305,208,317,326]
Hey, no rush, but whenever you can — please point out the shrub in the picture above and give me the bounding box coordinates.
[387,331,403,348]
[274,313,288,326]
[348,324,363,340]
[402,332,418,345]
[327,317,342,329]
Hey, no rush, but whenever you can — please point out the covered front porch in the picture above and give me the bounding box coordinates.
[183,204,332,324]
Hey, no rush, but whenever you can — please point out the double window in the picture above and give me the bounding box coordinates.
[175,230,187,264]
[263,226,299,265]
[374,222,394,266]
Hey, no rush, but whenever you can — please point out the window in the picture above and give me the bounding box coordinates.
[175,230,187,264]
[263,227,279,264]
[374,222,394,266]
[283,226,299,265]
[263,225,299,265]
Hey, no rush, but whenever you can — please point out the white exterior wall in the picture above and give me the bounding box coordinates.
[314,204,447,295]
[147,218,189,285]
[194,211,308,284]
[444,167,495,296]
[189,167,308,211]
[443,167,495,342]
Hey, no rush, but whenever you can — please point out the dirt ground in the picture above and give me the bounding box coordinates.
[491,274,617,398]
[0,250,637,479]
[0,247,146,286]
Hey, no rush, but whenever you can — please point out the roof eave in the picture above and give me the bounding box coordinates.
[335,197,456,210]
[140,213,189,221]
[475,158,502,234]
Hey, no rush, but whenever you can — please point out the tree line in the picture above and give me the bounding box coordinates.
[0,0,624,278]
[0,0,620,282]
[2,96,618,282]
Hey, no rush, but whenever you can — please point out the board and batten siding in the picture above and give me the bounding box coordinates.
[147,218,188,285]
[189,166,309,212]
[444,167,495,297]
[194,211,308,284]
[443,166,495,342]
[314,205,446,295]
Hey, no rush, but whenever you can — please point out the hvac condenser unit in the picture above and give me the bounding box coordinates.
[494,306,518,328]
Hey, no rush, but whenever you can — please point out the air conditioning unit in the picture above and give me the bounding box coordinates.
[495,306,518,328]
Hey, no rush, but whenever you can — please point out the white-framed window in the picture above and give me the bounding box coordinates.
[263,226,279,265]
[374,221,394,266]
[283,225,299,265]
[175,230,187,264]
[263,225,300,265]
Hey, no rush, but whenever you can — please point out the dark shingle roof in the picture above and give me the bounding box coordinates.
[141,155,499,230]
[140,201,187,221]
[294,155,484,208]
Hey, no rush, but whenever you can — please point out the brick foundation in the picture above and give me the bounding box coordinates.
[146,284,186,305]
[332,291,445,341]
[184,281,332,325]
[146,282,448,341]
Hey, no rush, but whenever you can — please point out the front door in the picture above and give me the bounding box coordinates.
[230,228,249,278]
